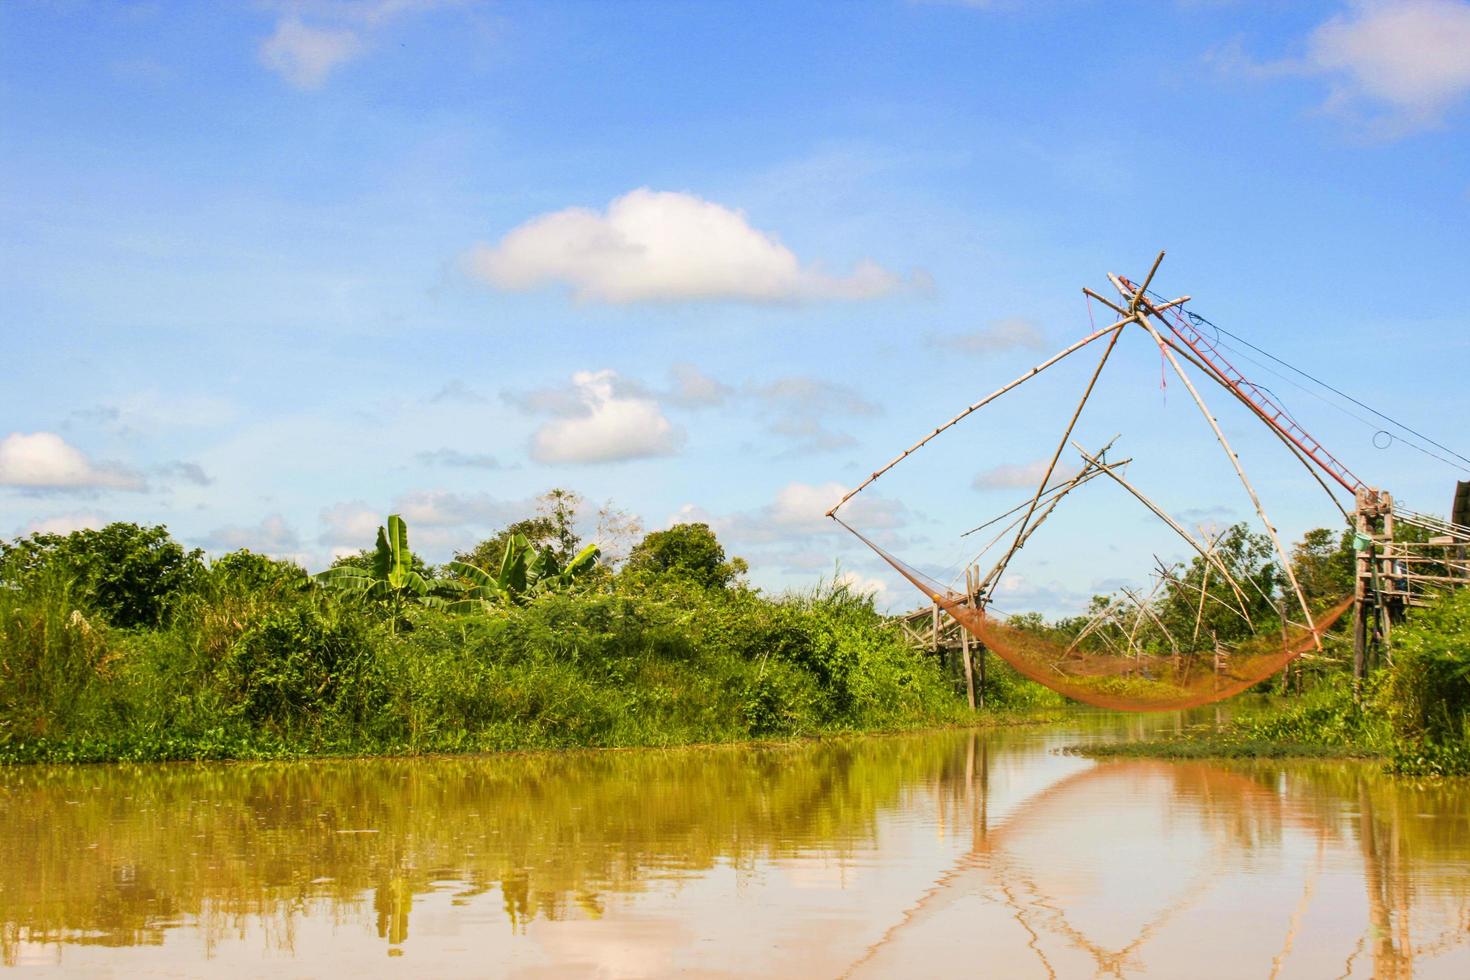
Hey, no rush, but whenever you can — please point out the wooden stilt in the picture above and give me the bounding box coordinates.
[961,568,977,710]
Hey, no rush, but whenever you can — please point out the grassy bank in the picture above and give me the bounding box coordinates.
[1071,587,1470,776]
[0,518,1060,765]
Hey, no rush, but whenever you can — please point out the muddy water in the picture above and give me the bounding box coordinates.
[2,719,1468,978]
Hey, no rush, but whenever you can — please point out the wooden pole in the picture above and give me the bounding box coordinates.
[990,328,1127,597]
[1153,555,1252,629]
[826,314,1137,517]
[961,568,977,710]
[1353,490,1371,695]
[1149,330,1352,524]
[1116,276,1320,649]
[972,449,1130,597]
[1073,444,1255,626]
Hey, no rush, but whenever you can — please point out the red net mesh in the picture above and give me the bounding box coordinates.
[844,520,1351,712]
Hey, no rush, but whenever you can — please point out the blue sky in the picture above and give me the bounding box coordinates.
[3,0,1468,613]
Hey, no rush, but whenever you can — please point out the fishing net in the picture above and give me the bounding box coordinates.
[828,260,1362,712]
[845,521,1351,711]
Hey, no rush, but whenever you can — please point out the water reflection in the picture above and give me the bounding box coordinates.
[1,724,1467,977]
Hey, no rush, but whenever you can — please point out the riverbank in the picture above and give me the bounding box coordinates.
[1,520,1069,766]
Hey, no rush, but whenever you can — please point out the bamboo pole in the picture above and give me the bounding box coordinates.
[826,314,1138,517]
[1072,443,1256,627]
[1147,328,1352,524]
[1125,578,1179,655]
[959,438,1121,537]
[1153,556,1253,629]
[972,449,1127,597]
[1113,274,1320,648]
[987,329,1127,597]
[961,567,977,710]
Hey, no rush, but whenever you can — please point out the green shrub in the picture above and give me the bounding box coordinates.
[0,523,204,629]
[225,602,378,729]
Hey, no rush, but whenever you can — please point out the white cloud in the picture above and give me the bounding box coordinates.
[466,188,913,304]
[318,500,382,547]
[202,514,302,557]
[666,363,734,408]
[0,432,146,492]
[19,511,107,536]
[1310,0,1470,126]
[1217,1,1470,134]
[972,458,1078,491]
[674,481,906,547]
[528,369,683,464]
[749,376,880,454]
[835,569,890,603]
[391,490,523,528]
[259,17,363,89]
[931,317,1046,355]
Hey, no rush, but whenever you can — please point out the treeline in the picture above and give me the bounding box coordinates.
[0,491,1028,765]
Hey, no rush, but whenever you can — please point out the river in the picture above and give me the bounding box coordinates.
[2,715,1468,977]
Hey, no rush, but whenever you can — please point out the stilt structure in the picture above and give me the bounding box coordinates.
[842,252,1470,711]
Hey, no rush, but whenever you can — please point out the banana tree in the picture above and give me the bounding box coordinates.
[314,514,438,632]
[445,534,600,611]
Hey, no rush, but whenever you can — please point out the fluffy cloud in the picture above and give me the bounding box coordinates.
[257,2,450,89]
[749,376,880,454]
[19,511,107,536]
[201,514,302,557]
[318,500,383,548]
[0,432,146,492]
[317,493,532,562]
[1218,1,1470,134]
[392,490,523,528]
[1311,0,1470,125]
[673,481,907,547]
[525,370,683,464]
[259,18,363,89]
[930,317,1046,356]
[666,363,734,408]
[972,458,1078,491]
[466,188,913,304]
[835,570,891,603]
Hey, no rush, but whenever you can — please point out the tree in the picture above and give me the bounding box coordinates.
[0,523,204,628]
[624,523,746,590]
[446,534,600,610]
[1290,528,1355,604]
[314,515,439,632]
[454,488,585,572]
[1153,523,1278,649]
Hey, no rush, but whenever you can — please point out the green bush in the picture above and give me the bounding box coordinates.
[0,523,204,629]
[225,602,378,729]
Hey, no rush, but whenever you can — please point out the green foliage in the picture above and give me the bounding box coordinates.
[0,518,975,765]
[314,515,440,632]
[225,602,378,729]
[455,488,586,572]
[1290,528,1355,603]
[624,523,747,590]
[445,534,601,610]
[1381,588,1470,773]
[0,523,204,629]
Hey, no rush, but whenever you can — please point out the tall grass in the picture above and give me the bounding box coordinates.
[0,566,986,765]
